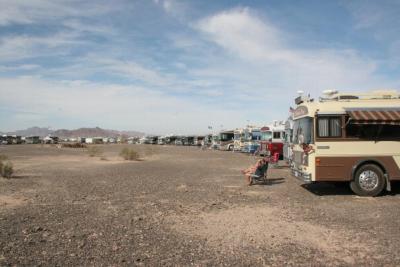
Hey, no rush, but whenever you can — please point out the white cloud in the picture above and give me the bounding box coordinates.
[89,57,173,86]
[0,0,116,26]
[195,8,398,95]
[0,31,87,61]
[0,76,246,134]
[0,64,41,72]
[62,19,115,35]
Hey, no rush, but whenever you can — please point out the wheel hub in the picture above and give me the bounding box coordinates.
[359,170,379,191]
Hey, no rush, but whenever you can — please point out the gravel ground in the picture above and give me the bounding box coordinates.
[1,144,400,266]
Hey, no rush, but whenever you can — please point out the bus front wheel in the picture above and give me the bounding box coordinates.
[350,164,385,197]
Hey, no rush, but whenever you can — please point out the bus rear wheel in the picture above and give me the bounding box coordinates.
[350,164,385,197]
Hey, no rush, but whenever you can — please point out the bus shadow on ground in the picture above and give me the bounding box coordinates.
[302,182,353,196]
[302,181,400,196]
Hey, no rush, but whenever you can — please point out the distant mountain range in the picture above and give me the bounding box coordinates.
[2,127,145,138]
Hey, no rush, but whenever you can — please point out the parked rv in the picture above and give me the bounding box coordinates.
[211,134,219,149]
[0,135,7,145]
[193,136,204,146]
[157,136,166,145]
[183,136,195,146]
[242,127,261,153]
[43,136,59,144]
[291,90,400,196]
[175,136,183,145]
[216,130,235,151]
[25,136,41,144]
[202,134,212,148]
[165,135,177,145]
[11,135,22,144]
[233,128,245,151]
[139,136,153,144]
[258,122,285,159]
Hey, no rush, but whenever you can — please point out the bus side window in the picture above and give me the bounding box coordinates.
[317,116,342,138]
[346,124,400,140]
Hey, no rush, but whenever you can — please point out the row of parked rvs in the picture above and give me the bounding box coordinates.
[137,122,289,160]
[0,135,137,145]
[138,135,205,146]
[138,89,400,197]
[0,135,45,145]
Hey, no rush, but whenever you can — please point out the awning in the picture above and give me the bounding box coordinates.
[345,107,400,125]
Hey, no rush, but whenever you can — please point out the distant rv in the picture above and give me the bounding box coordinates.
[216,130,235,151]
[258,122,285,159]
[139,136,154,144]
[291,90,400,196]
[234,126,260,152]
[242,127,261,154]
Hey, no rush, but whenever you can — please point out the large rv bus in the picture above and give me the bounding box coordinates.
[258,122,285,158]
[216,130,234,151]
[234,126,261,152]
[165,135,177,145]
[157,136,166,145]
[202,134,212,148]
[233,128,245,151]
[193,136,204,146]
[242,127,261,153]
[291,90,400,196]
[182,136,194,146]
[211,134,219,149]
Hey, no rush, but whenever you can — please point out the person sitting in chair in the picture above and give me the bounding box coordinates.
[241,157,269,186]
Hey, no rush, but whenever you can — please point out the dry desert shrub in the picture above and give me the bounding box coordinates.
[0,155,13,179]
[87,146,103,157]
[120,147,140,161]
[1,161,13,179]
[62,143,87,148]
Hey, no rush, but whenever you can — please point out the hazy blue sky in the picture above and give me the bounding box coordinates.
[0,0,399,134]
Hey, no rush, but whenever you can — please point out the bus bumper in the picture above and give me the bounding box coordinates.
[291,168,312,183]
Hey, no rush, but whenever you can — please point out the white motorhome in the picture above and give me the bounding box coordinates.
[291,90,400,196]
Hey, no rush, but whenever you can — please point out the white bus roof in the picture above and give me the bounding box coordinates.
[293,90,400,119]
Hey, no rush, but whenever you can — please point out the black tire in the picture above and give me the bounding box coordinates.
[350,164,385,197]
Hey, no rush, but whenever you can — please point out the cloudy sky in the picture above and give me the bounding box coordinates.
[0,0,399,134]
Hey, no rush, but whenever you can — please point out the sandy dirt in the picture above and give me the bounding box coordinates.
[0,144,400,266]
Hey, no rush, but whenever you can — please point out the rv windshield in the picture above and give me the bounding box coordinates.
[220,133,233,141]
[251,132,260,141]
[261,131,272,141]
[293,117,313,144]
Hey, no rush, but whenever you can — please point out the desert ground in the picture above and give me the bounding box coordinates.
[0,144,400,266]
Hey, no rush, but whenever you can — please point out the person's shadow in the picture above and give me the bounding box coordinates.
[252,177,285,186]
